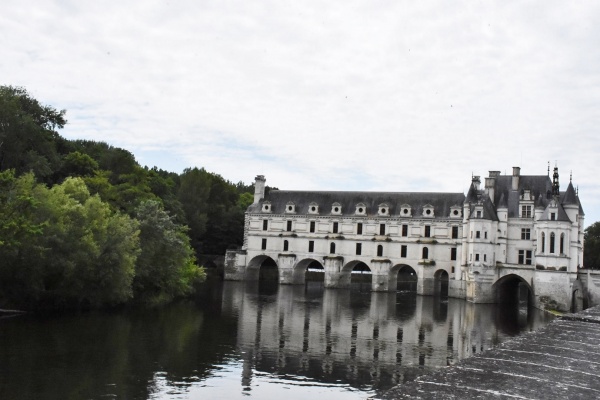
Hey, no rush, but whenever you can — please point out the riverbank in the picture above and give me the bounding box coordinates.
[378,306,600,399]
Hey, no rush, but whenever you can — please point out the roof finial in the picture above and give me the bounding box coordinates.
[552,165,560,196]
[570,170,573,182]
[547,161,550,176]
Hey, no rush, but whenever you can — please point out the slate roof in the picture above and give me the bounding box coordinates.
[248,190,466,218]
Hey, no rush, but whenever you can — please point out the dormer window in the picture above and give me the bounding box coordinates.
[355,203,367,216]
[308,202,319,214]
[285,202,296,214]
[331,202,342,215]
[400,204,412,217]
[378,203,390,216]
[262,201,272,213]
[450,206,461,218]
[422,205,434,218]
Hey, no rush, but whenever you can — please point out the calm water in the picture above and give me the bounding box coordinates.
[0,280,554,400]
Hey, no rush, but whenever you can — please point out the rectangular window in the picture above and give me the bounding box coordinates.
[518,250,532,265]
[424,225,431,238]
[551,213,556,221]
[310,221,315,233]
[283,241,289,251]
[484,232,488,239]
[522,205,532,218]
[356,243,362,255]
[526,250,532,265]
[450,247,457,261]
[263,219,268,231]
[476,210,482,218]
[475,253,480,261]
[521,228,531,240]
[261,238,267,250]
[452,226,459,239]
[380,224,386,235]
[286,220,292,232]
[333,222,339,234]
[518,250,524,264]
[476,231,481,239]
[402,224,408,237]
[357,223,363,235]
[484,254,487,262]
[308,241,314,253]
[401,245,407,258]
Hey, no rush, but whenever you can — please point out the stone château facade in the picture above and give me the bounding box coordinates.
[225,166,586,311]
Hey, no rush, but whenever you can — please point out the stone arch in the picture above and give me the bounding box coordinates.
[246,255,279,281]
[391,264,418,292]
[492,274,533,306]
[433,269,449,297]
[342,260,372,288]
[293,258,325,285]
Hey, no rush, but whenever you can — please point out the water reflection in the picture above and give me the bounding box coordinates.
[0,281,554,399]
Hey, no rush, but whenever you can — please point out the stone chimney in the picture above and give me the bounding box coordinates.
[485,178,495,204]
[472,175,481,191]
[512,167,520,191]
[253,175,266,204]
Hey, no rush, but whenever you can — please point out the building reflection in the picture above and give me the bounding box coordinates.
[221,281,550,391]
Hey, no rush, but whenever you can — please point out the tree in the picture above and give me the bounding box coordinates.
[133,200,205,304]
[584,222,600,269]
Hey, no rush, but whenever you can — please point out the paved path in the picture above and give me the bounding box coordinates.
[378,306,600,399]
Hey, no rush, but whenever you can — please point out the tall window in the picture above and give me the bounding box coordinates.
[521,205,532,218]
[550,213,556,221]
[452,226,459,239]
[308,241,314,253]
[310,221,315,233]
[283,240,289,251]
[330,242,336,254]
[333,222,339,234]
[476,210,482,218]
[550,232,555,254]
[422,247,429,259]
[521,228,531,240]
[286,220,292,232]
[560,233,565,254]
[263,219,268,231]
[476,231,481,239]
[401,245,407,258]
[518,250,532,265]
[357,223,363,235]
[377,245,383,257]
[475,253,480,261]
[541,232,546,253]
[380,224,386,235]
[402,225,408,237]
[450,247,457,261]
[424,225,431,237]
[261,238,267,250]
[356,243,362,255]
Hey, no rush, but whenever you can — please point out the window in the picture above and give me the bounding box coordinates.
[310,221,315,233]
[424,225,431,237]
[476,231,481,239]
[308,241,314,253]
[484,254,487,262]
[263,220,268,231]
[475,253,480,261]
[422,247,429,259]
[476,210,482,218]
[330,242,336,254]
[560,233,565,254]
[521,228,531,240]
[356,243,362,255]
[551,213,556,221]
[401,245,407,258]
[333,222,339,234]
[261,238,267,250]
[450,247,457,261]
[357,223,363,235]
[522,205,532,218]
[550,232,555,253]
[402,225,408,237]
[377,245,383,257]
[452,226,459,239]
[470,231,473,239]
[518,250,532,265]
[541,232,546,252]
[380,224,386,235]
[286,220,292,232]
[283,240,289,251]
[484,231,488,239]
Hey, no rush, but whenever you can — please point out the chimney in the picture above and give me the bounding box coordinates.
[472,175,481,191]
[512,167,520,191]
[253,175,266,204]
[485,177,496,204]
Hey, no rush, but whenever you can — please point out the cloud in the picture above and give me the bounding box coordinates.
[2,0,600,224]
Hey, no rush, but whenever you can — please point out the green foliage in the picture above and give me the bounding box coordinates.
[133,200,205,304]
[584,222,600,269]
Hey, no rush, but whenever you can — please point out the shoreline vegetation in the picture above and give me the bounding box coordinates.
[0,86,260,312]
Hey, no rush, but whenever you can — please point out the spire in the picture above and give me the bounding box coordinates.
[563,181,578,205]
[552,166,560,196]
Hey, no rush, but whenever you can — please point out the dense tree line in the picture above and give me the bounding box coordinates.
[0,85,254,310]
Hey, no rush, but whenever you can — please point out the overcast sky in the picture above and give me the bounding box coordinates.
[3,1,599,225]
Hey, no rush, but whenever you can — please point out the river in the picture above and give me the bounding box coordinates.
[0,280,554,399]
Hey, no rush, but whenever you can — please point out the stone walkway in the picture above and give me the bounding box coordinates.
[378,307,600,399]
